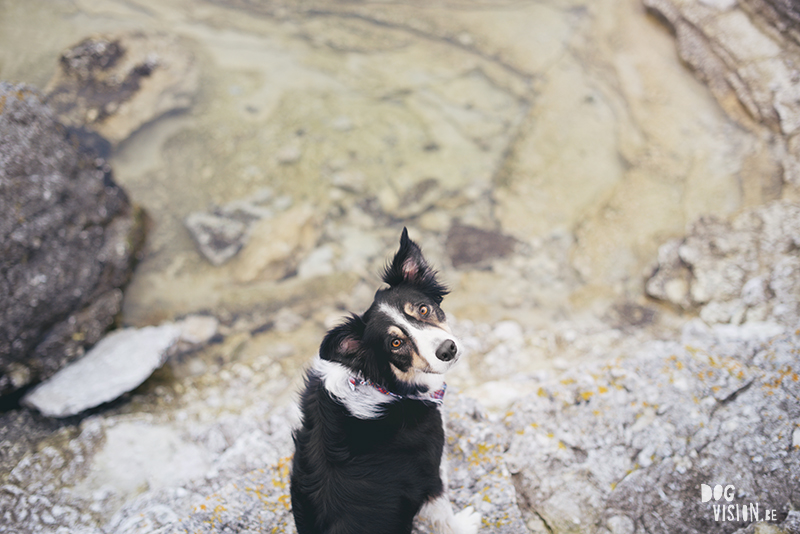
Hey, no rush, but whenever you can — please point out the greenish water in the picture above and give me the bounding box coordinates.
[0,0,765,334]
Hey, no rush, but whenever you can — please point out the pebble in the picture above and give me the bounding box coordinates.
[297,245,336,279]
[184,212,246,266]
[493,320,523,342]
[275,141,302,164]
[273,309,304,333]
[607,515,635,534]
[177,315,218,344]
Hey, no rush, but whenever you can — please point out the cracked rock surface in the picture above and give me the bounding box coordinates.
[644,0,800,187]
[505,321,800,534]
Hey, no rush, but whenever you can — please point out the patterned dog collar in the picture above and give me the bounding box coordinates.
[348,376,446,405]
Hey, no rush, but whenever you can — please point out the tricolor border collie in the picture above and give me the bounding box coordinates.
[291,228,481,534]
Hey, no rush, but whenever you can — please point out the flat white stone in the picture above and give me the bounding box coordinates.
[22,324,182,417]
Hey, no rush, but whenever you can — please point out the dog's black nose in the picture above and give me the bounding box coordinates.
[435,340,457,362]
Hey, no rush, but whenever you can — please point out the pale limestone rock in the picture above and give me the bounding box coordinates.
[647,201,800,326]
[275,140,302,164]
[644,0,800,185]
[22,324,182,418]
[496,55,623,240]
[45,31,198,146]
[177,315,219,345]
[232,203,319,283]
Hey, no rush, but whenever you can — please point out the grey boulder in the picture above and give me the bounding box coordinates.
[0,82,145,398]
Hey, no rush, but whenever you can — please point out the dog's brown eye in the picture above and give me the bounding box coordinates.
[419,305,429,316]
[391,339,403,348]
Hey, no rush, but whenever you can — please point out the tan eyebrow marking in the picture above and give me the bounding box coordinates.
[388,325,405,338]
[404,301,445,327]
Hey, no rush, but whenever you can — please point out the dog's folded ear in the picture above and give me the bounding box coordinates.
[383,227,449,303]
[320,314,366,364]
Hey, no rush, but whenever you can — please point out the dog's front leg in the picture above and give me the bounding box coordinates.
[422,414,481,534]
[418,494,481,534]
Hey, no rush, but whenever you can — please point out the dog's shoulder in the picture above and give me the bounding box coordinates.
[302,357,393,420]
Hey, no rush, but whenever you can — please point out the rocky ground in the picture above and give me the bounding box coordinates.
[2,315,798,534]
[2,0,800,533]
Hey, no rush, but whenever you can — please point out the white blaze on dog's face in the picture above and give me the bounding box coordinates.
[373,296,460,389]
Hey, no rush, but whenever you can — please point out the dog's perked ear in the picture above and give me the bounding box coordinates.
[382,227,449,304]
[319,314,370,365]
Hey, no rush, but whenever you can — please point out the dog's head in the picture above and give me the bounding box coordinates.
[320,228,459,393]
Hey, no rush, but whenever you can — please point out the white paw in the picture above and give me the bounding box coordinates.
[449,506,481,534]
